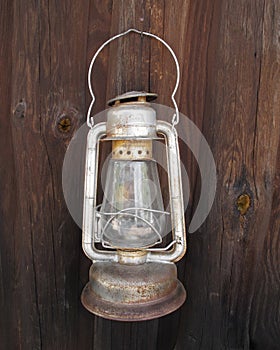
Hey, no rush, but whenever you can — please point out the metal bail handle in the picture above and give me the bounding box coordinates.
[87,28,181,128]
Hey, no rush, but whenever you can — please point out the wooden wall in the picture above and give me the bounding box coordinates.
[0,1,279,349]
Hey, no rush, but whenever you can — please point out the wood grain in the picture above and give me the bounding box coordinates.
[0,1,15,349]
[0,0,279,349]
[177,1,280,349]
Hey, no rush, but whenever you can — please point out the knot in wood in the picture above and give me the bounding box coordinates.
[14,100,26,118]
[57,116,72,133]
[237,194,251,215]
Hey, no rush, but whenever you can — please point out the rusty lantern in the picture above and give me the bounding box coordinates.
[81,29,187,321]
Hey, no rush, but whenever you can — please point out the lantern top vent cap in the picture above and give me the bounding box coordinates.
[107,91,158,106]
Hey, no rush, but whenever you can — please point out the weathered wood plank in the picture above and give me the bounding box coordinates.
[0,1,15,349]
[105,0,152,100]
[39,0,91,348]
[248,0,280,347]
[177,0,280,349]
[10,1,45,348]
[8,0,90,349]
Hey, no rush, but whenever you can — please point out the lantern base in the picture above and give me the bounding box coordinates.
[81,261,186,321]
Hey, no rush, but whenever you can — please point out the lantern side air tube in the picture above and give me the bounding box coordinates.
[82,122,118,263]
[147,121,187,263]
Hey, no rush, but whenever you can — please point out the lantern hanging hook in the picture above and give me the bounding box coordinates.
[87,28,180,128]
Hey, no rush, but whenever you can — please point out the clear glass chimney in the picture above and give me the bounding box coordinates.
[99,141,166,248]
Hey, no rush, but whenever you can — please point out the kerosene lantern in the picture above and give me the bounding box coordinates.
[81,29,187,321]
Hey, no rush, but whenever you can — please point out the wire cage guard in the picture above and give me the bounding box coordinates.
[82,120,186,263]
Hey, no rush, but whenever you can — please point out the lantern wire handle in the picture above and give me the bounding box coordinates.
[87,28,180,128]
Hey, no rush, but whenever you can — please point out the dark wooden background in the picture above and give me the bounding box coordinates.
[0,1,279,349]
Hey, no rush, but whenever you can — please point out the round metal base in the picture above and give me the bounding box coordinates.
[81,262,186,321]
